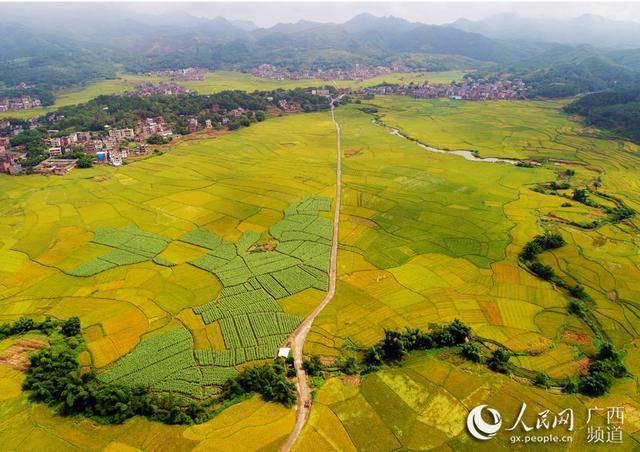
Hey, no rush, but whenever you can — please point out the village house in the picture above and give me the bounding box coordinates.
[250,64,407,82]
[135,83,190,97]
[139,117,173,139]
[108,148,129,166]
[229,107,247,118]
[187,118,199,133]
[33,158,77,175]
[359,78,527,101]
[146,67,206,81]
[0,95,42,111]
[75,131,91,142]
[108,128,135,141]
[278,99,302,112]
[0,151,26,174]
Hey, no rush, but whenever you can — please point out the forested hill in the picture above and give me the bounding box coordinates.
[0,9,559,92]
[564,88,640,144]
[473,45,640,98]
[1,6,640,102]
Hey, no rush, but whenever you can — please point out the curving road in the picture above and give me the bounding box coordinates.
[280,101,342,451]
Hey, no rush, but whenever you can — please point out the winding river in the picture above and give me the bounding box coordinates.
[373,119,520,165]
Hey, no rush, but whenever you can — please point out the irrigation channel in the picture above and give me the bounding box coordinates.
[281,100,342,451]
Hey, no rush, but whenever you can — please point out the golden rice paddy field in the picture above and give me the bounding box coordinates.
[295,352,640,450]
[0,112,337,449]
[302,100,640,449]
[1,91,640,449]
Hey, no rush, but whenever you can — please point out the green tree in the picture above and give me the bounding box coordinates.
[572,188,589,203]
[487,348,512,374]
[534,372,552,388]
[60,317,81,337]
[303,355,324,376]
[461,342,483,363]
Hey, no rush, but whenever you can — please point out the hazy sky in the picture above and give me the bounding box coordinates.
[131,2,640,27]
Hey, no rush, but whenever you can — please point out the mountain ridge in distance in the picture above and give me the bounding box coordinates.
[449,12,640,48]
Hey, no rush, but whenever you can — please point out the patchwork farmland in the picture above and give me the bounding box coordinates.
[1,94,640,450]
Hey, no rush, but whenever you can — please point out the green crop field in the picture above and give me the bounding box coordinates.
[1,85,640,450]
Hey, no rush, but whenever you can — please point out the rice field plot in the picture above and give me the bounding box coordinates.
[311,99,640,422]
[296,352,628,451]
[195,310,301,365]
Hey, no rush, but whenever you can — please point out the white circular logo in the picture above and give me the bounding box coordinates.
[467,405,502,440]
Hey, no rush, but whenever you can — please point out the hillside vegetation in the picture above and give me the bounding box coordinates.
[565,87,640,143]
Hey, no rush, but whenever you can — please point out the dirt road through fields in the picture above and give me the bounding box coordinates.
[280,102,342,451]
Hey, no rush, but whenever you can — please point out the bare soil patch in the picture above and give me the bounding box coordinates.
[341,375,361,386]
[561,329,591,345]
[576,357,590,376]
[348,215,377,228]
[345,148,363,158]
[0,338,48,371]
[320,356,337,366]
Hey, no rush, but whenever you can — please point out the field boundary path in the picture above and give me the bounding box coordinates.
[280,100,342,451]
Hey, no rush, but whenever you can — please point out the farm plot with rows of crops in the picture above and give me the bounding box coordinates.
[91,196,333,396]
[188,195,332,366]
[69,225,171,276]
[99,326,239,397]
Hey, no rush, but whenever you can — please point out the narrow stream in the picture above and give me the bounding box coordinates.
[373,119,520,165]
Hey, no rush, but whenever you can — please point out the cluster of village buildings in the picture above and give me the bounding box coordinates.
[144,67,207,81]
[361,78,527,100]
[0,116,175,175]
[134,83,191,97]
[47,116,173,165]
[0,103,260,176]
[0,119,36,138]
[249,64,406,82]
[0,95,42,112]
